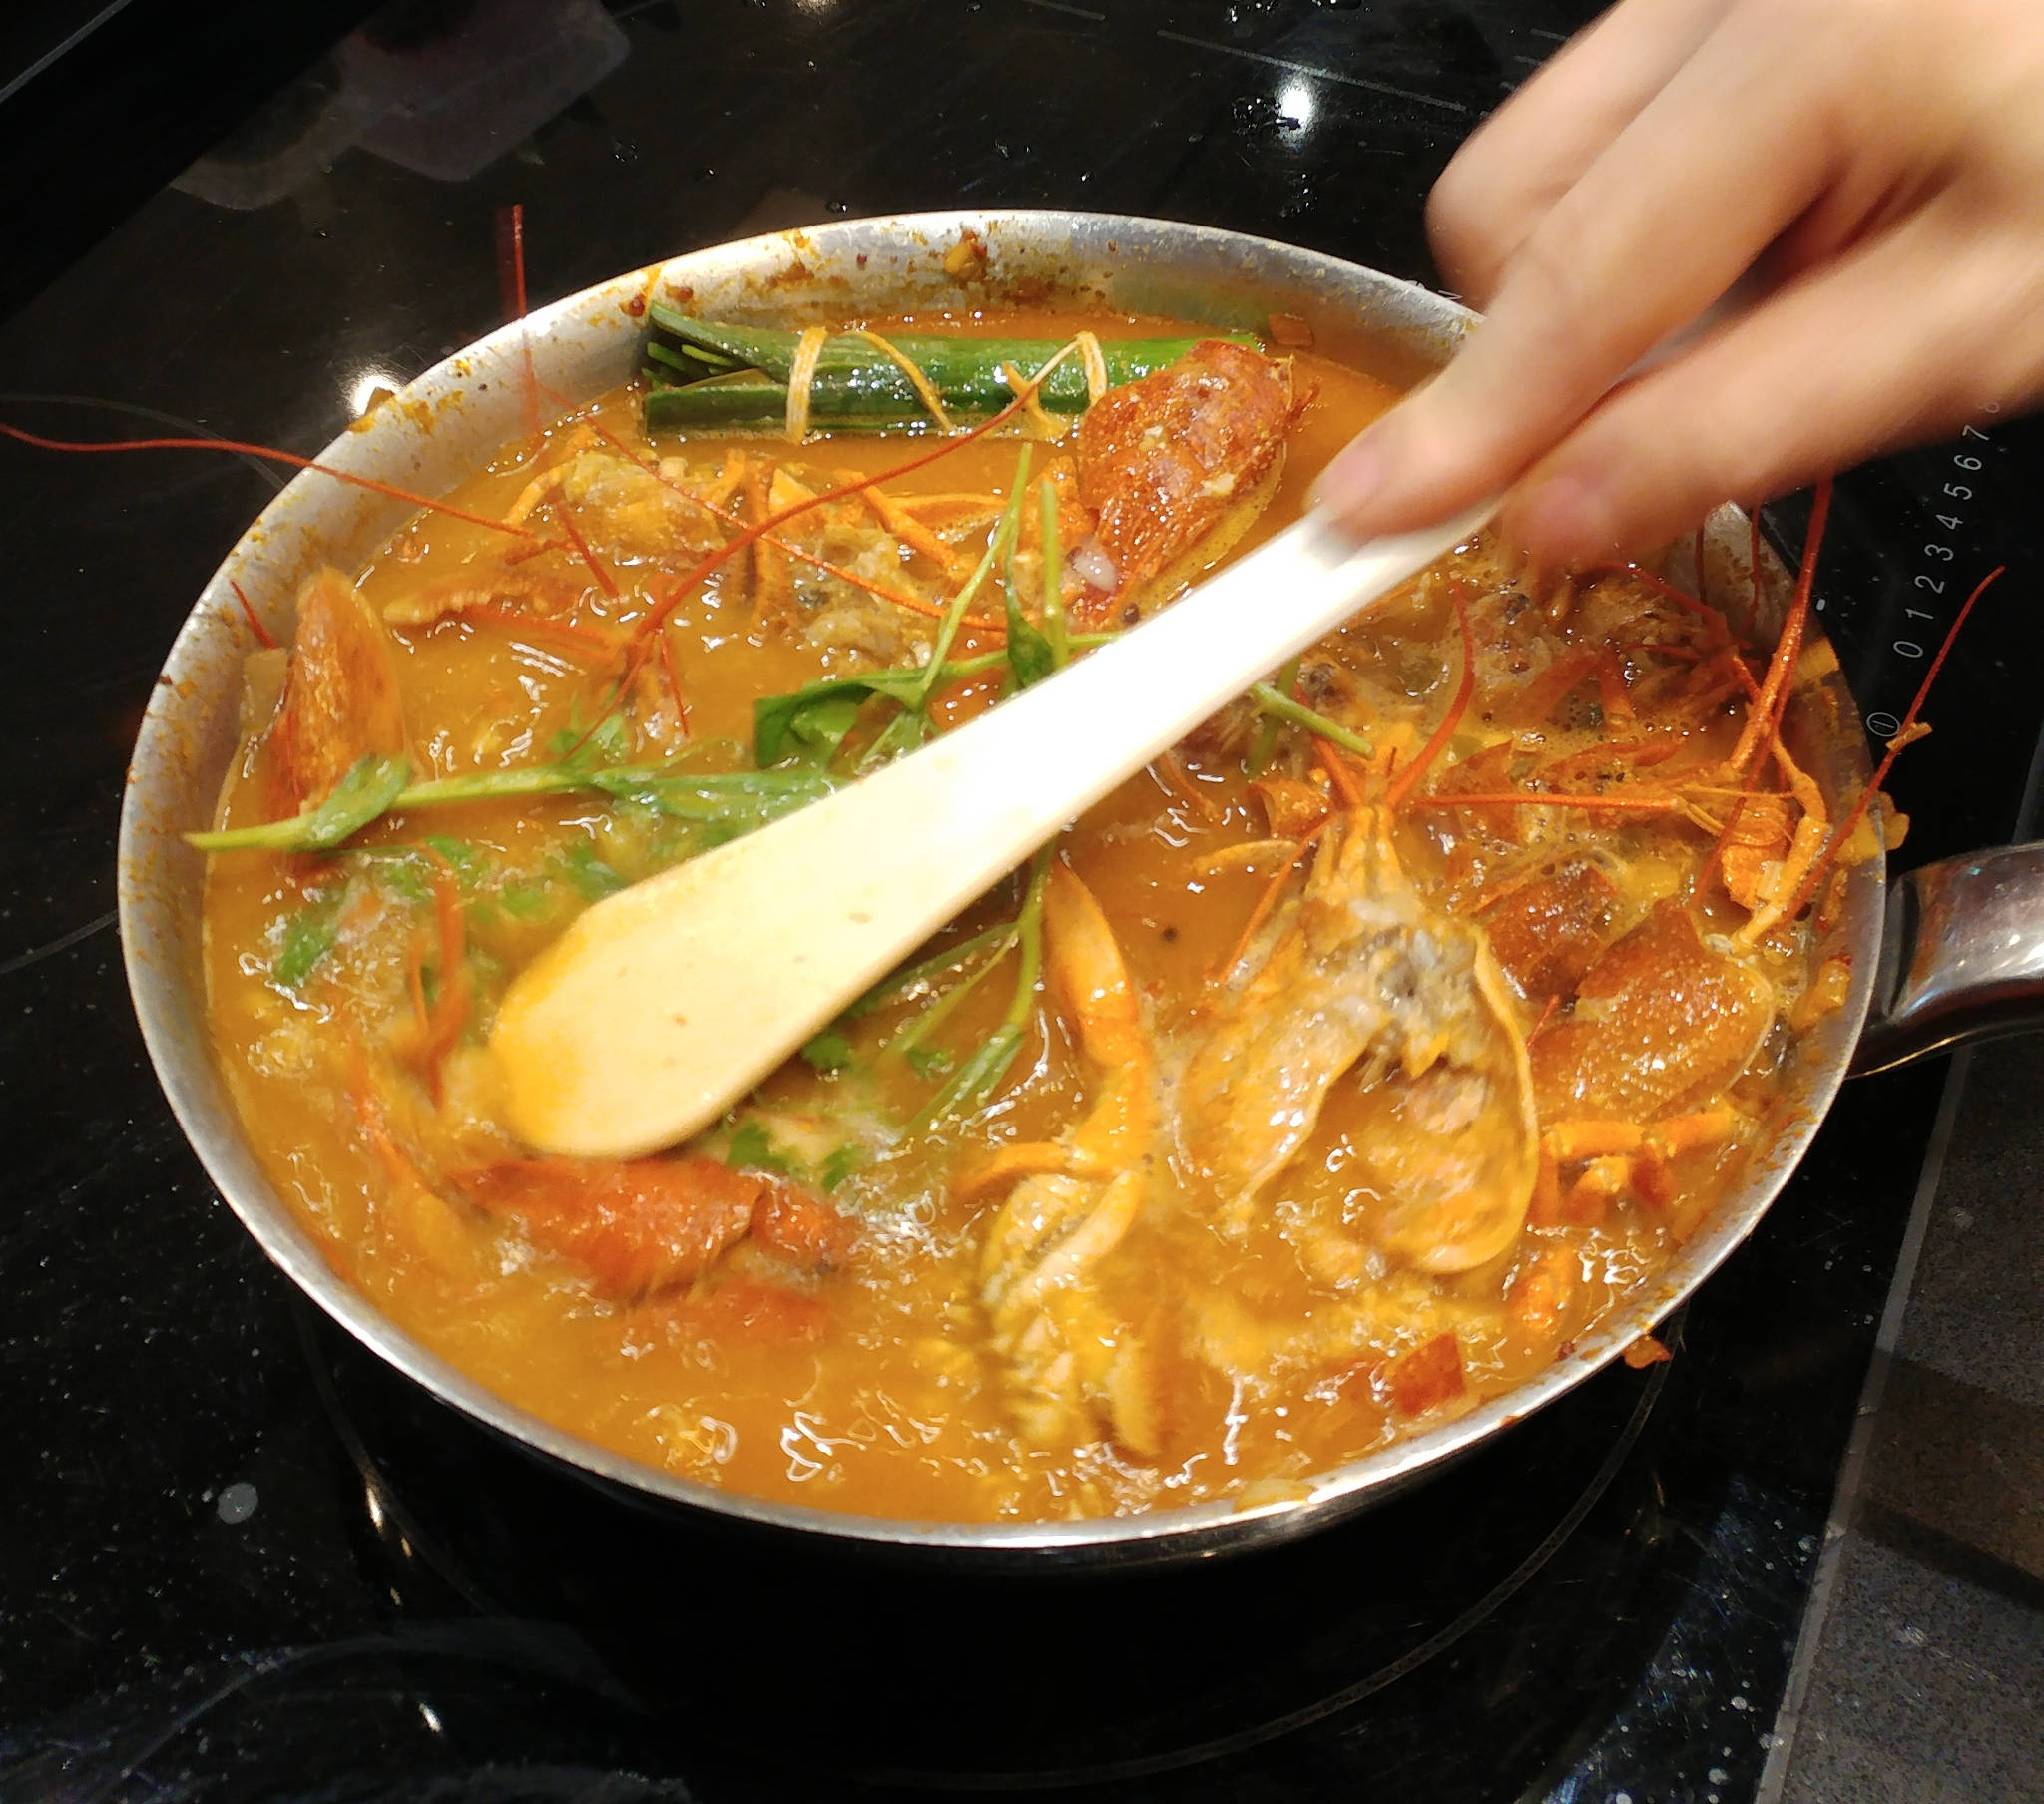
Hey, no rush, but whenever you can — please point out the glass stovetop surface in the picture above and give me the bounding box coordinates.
[2,3,2040,1799]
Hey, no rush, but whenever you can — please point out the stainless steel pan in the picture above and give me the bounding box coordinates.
[116,212,2042,1568]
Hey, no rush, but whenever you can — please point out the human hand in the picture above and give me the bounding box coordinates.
[1314,0,2044,568]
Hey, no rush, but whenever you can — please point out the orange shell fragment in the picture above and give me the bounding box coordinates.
[1387,1331,1466,1416]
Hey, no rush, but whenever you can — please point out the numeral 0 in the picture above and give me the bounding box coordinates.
[1894,640,1926,658]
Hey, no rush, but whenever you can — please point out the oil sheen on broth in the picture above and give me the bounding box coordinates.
[199,310,1849,1522]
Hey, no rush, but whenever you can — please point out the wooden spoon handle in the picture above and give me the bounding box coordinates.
[492,502,1495,1158]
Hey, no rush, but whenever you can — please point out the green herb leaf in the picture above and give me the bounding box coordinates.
[818,1145,862,1191]
[497,879,553,920]
[188,753,412,854]
[1002,846,1055,1040]
[272,891,343,990]
[801,1029,855,1075]
[1004,601,1056,692]
[308,755,410,845]
[787,693,866,759]
[423,835,487,887]
[848,921,1015,1020]
[727,1119,792,1174]
[358,849,431,904]
[753,667,928,767]
[887,927,1017,1059]
[573,710,632,771]
[853,703,933,773]
[591,767,838,834]
[922,445,1032,692]
[753,644,1068,775]
[557,841,626,901]
[754,687,863,766]
[548,705,630,771]
[904,1045,953,1080]
[193,742,792,860]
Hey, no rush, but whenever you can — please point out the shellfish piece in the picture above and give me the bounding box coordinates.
[1530,902,1776,1122]
[1176,808,1540,1274]
[977,865,1160,1454]
[273,566,409,809]
[1477,860,1622,1001]
[1071,340,1298,624]
[453,1155,846,1301]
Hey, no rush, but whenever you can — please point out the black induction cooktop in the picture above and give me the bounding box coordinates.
[2,4,2040,1801]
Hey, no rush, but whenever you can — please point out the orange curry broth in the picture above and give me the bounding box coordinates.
[201,310,1808,1523]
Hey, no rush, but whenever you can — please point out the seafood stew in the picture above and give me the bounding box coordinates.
[193,304,1868,1525]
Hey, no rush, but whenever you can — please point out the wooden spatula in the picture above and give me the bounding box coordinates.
[490,502,1495,1158]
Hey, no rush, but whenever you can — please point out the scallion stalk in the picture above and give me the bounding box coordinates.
[1248,684,1376,762]
[642,311,1259,433]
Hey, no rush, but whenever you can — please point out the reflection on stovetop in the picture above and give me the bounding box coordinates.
[2,1032,1954,1803]
[3,2,2044,1800]
[312,1303,1677,1790]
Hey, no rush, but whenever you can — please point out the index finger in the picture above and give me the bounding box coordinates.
[1318,6,1855,539]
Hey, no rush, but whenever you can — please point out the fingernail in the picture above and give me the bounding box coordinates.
[1311,434,1385,528]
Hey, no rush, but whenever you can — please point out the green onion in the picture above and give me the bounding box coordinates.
[191,754,411,855]
[642,311,1259,433]
[887,928,1019,1062]
[911,846,1053,1132]
[1247,657,1303,775]
[1004,476,1056,693]
[846,920,1017,1020]
[1038,477,1068,671]
[923,445,1032,691]
[1249,683,1376,762]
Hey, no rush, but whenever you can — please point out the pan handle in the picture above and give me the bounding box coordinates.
[1852,842,2044,1074]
